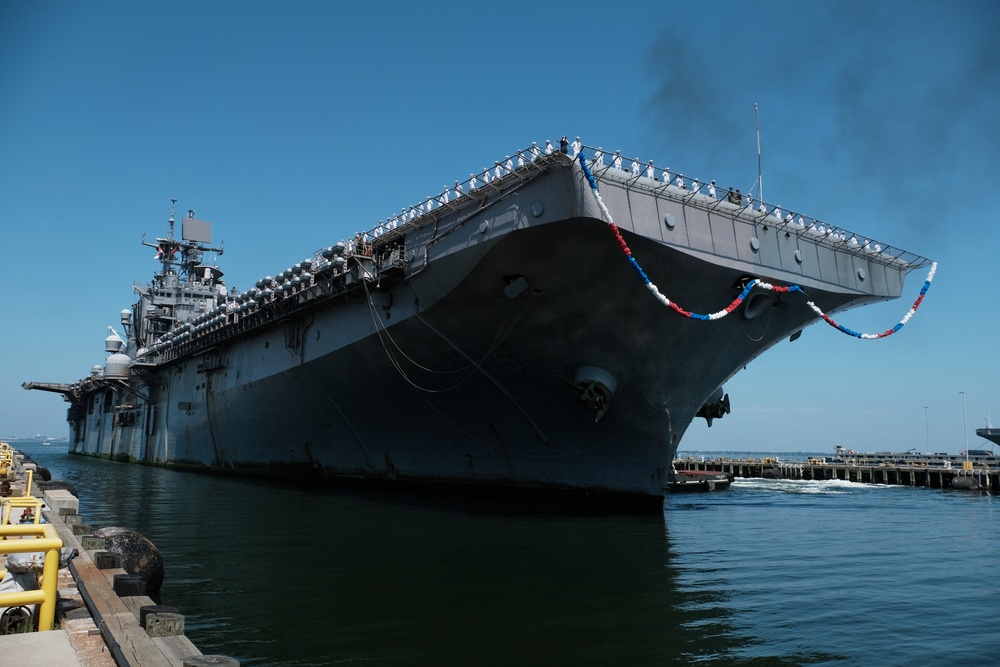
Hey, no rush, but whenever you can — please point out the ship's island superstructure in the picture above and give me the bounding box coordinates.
[25,144,933,506]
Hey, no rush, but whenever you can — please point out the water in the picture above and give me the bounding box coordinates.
[15,442,998,666]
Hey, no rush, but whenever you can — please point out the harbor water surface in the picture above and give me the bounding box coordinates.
[17,441,998,666]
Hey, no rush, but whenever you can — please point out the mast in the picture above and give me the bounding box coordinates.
[140,200,224,283]
[135,200,226,349]
[168,197,176,241]
[755,102,763,205]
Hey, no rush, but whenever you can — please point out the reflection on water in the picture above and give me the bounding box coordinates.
[21,443,996,666]
[21,443,747,666]
[665,476,998,666]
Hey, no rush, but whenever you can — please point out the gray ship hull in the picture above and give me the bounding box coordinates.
[29,151,929,505]
[975,428,1000,447]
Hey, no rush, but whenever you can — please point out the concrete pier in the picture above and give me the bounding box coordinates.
[0,446,241,665]
[674,457,1000,493]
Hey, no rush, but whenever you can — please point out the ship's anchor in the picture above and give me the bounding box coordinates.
[697,389,731,427]
[573,367,618,423]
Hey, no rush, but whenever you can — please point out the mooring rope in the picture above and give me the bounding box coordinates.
[578,153,936,339]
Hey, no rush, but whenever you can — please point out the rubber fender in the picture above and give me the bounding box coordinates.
[950,477,981,491]
[93,527,165,593]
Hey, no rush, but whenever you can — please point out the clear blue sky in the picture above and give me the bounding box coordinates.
[2,1,996,452]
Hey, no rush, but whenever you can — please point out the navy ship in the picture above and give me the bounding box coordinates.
[975,426,1000,448]
[24,143,934,506]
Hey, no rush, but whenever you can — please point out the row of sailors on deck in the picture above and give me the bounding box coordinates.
[353,137,883,255]
[360,139,566,237]
[586,149,877,249]
[590,147,719,196]
[364,137,590,236]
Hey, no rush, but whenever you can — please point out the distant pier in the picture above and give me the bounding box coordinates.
[674,457,999,494]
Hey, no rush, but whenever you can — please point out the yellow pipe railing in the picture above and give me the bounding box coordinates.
[1,496,44,525]
[0,523,63,631]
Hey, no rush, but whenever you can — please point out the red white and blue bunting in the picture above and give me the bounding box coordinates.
[578,153,936,339]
